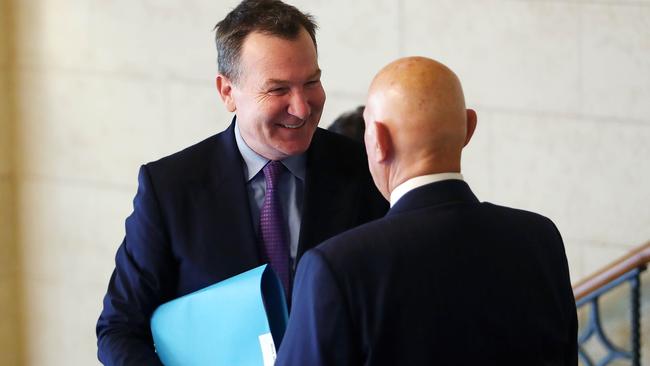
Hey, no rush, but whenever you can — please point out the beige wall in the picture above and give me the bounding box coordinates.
[12,1,234,364]
[1,0,21,364]
[5,0,650,365]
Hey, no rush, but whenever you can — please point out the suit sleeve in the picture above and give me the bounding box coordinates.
[96,165,174,366]
[275,249,358,366]
[549,220,578,366]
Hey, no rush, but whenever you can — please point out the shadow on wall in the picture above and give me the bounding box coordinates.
[0,0,23,365]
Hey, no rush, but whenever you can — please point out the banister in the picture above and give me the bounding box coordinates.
[573,241,650,302]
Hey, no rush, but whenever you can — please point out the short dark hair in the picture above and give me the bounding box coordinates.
[214,0,318,83]
[328,106,366,144]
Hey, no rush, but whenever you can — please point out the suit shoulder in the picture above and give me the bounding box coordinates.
[314,127,365,150]
[316,216,388,257]
[138,125,238,190]
[311,128,368,170]
[147,131,227,171]
[482,202,554,223]
[480,202,561,237]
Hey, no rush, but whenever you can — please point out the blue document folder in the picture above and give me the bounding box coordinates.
[150,264,289,366]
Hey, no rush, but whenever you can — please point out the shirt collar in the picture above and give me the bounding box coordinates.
[234,119,306,182]
[390,172,464,207]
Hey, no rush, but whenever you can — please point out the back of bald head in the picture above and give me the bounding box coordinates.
[366,57,471,173]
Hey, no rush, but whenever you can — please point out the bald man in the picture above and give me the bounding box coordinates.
[275,57,577,366]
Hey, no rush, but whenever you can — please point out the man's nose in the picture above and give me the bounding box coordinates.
[287,91,311,120]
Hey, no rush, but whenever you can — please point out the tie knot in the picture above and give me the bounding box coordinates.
[263,160,284,189]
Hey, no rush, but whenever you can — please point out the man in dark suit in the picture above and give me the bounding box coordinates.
[95,1,387,365]
[276,57,578,365]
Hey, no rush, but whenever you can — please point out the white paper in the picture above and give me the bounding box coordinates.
[258,332,277,366]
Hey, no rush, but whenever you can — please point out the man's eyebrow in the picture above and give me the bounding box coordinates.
[308,69,322,80]
[262,69,322,89]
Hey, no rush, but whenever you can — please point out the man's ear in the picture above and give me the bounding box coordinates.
[464,109,477,147]
[373,121,392,163]
[216,74,236,112]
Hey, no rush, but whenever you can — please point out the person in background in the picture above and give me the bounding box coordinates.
[96,1,387,365]
[327,105,366,143]
[276,56,577,366]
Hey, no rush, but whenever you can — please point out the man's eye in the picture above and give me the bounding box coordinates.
[306,80,321,87]
[268,87,288,95]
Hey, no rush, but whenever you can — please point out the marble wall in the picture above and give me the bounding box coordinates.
[0,0,21,364]
[4,0,649,364]
[11,1,236,364]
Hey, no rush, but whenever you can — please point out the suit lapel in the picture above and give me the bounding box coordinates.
[191,121,262,278]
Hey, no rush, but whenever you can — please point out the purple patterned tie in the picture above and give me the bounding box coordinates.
[259,161,291,301]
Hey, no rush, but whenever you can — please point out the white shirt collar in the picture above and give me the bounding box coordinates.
[390,172,464,207]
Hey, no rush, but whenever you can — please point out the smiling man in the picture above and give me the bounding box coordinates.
[95,1,387,365]
[217,27,325,160]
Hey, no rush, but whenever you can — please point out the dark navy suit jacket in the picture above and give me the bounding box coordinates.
[96,121,388,365]
[277,179,577,366]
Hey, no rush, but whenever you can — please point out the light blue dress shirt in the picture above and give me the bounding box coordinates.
[234,121,305,270]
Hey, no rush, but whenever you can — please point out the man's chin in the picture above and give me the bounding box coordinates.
[270,123,318,156]
[275,136,315,158]
[279,143,310,157]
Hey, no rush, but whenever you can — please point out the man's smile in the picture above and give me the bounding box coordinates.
[279,120,307,129]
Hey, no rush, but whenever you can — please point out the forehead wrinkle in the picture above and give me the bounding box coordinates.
[261,69,322,89]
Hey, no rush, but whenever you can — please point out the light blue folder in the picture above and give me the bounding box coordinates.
[150,264,289,366]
